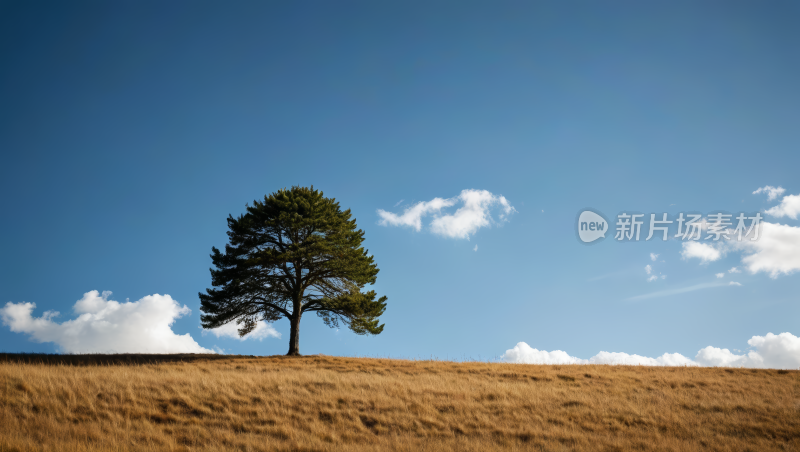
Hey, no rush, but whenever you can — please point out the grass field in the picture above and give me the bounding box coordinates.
[1,354,798,452]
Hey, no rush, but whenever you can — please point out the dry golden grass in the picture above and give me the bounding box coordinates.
[1,354,799,452]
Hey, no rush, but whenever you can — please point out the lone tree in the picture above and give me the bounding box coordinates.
[200,186,387,356]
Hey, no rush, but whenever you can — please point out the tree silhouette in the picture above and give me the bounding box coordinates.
[200,186,387,355]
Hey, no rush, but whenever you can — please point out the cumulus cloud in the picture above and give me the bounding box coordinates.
[502,344,693,366]
[376,197,455,231]
[680,241,722,263]
[0,291,214,354]
[203,320,281,341]
[728,221,800,278]
[502,343,584,365]
[678,220,800,279]
[647,275,658,282]
[377,189,516,239]
[753,185,786,201]
[729,281,742,286]
[645,265,652,275]
[590,351,695,366]
[473,245,478,252]
[715,273,725,278]
[650,253,659,261]
[765,193,800,220]
[694,333,800,368]
[503,332,800,369]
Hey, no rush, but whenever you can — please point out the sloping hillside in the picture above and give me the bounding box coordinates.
[1,354,798,451]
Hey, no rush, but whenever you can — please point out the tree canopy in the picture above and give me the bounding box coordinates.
[200,186,387,355]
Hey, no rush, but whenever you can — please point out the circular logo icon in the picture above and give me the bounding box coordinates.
[577,209,608,244]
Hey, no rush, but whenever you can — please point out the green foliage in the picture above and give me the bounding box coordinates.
[200,186,387,354]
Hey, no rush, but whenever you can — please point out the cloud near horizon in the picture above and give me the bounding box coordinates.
[0,291,215,354]
[503,332,800,369]
[202,319,281,341]
[377,189,516,239]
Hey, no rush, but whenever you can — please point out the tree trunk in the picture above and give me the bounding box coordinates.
[287,311,301,356]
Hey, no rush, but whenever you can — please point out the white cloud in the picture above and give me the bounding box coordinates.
[473,244,478,252]
[645,265,660,282]
[589,351,695,366]
[650,253,659,261]
[753,185,786,201]
[729,221,800,278]
[694,347,755,367]
[677,222,800,279]
[503,332,800,369]
[430,190,516,239]
[502,344,692,366]
[501,343,584,365]
[729,281,742,286]
[747,333,800,368]
[377,189,516,240]
[0,291,214,354]
[680,241,722,263]
[393,199,404,207]
[376,197,455,231]
[203,320,281,341]
[715,273,725,278]
[695,333,800,369]
[765,193,800,220]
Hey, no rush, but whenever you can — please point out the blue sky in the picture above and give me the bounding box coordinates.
[1,1,798,365]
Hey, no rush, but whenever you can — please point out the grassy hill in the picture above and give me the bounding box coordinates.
[1,354,798,451]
